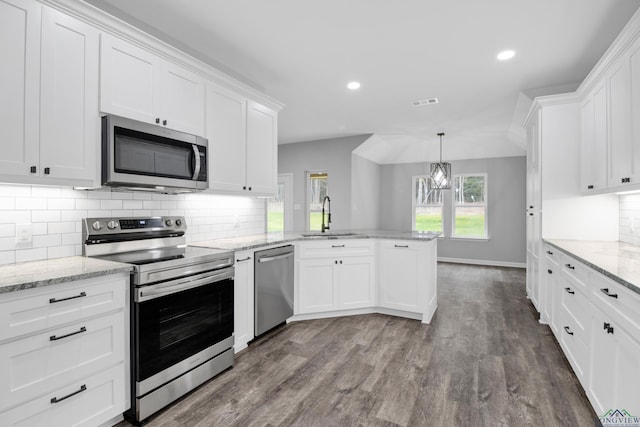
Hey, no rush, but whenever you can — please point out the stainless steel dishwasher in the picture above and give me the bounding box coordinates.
[254,245,294,336]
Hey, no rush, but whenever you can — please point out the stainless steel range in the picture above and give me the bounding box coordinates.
[82,216,234,424]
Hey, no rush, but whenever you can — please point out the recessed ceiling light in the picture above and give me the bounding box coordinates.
[347,81,361,90]
[497,50,516,61]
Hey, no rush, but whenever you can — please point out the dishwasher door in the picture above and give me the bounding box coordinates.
[254,245,295,336]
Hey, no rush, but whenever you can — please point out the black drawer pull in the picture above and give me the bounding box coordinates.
[564,287,574,295]
[547,269,552,274]
[394,245,409,248]
[331,245,345,248]
[50,384,87,404]
[236,257,251,262]
[603,322,610,330]
[50,326,87,341]
[587,185,594,190]
[564,264,575,270]
[563,326,574,336]
[546,250,553,255]
[49,291,87,304]
[603,322,615,334]
[600,288,618,299]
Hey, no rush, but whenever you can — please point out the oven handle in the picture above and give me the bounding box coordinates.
[136,268,233,302]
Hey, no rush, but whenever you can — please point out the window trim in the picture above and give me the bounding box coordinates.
[305,170,328,231]
[412,174,443,233]
[451,173,488,239]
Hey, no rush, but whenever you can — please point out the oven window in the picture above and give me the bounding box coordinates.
[136,278,233,382]
[114,127,196,180]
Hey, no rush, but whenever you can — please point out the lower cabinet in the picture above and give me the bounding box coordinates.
[233,250,254,352]
[0,273,129,426]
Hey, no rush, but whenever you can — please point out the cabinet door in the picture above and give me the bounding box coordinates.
[206,84,247,192]
[607,54,632,187]
[336,256,374,310]
[158,61,205,135]
[246,101,277,194]
[542,263,555,327]
[233,251,254,352]
[100,34,156,124]
[39,7,98,184]
[580,82,608,192]
[0,0,40,177]
[379,244,426,312]
[630,37,640,186]
[298,259,335,314]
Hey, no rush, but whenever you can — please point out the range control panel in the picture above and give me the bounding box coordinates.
[82,216,186,237]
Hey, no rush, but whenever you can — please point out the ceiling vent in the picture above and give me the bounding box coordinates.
[412,98,439,107]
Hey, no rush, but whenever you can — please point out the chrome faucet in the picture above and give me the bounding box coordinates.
[321,196,331,233]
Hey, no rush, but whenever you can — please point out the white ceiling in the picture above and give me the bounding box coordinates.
[85,0,640,163]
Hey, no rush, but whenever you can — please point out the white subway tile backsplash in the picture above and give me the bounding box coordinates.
[0,184,266,265]
[620,194,640,245]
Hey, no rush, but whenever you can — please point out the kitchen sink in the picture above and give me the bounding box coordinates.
[300,232,364,239]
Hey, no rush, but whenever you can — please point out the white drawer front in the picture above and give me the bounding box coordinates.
[297,239,375,259]
[0,311,125,411]
[557,309,588,383]
[0,363,126,427]
[542,244,560,266]
[0,276,127,342]
[591,273,640,341]
[561,256,589,293]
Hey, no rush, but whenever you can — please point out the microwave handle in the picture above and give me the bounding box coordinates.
[192,145,201,180]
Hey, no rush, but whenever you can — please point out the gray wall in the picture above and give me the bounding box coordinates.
[351,154,381,229]
[379,156,527,265]
[278,135,371,231]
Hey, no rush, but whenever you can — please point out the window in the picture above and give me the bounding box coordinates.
[307,171,328,231]
[266,182,284,232]
[413,175,443,232]
[453,174,487,238]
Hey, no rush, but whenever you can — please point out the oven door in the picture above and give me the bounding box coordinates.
[134,268,233,392]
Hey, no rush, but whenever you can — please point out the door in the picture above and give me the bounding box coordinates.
[158,61,205,135]
[336,256,374,309]
[0,0,40,177]
[297,259,335,314]
[39,7,99,183]
[379,243,424,312]
[607,54,632,187]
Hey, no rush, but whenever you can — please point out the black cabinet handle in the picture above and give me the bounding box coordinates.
[600,288,618,299]
[339,260,343,264]
[394,245,409,248]
[547,269,552,274]
[587,185,594,190]
[44,167,50,175]
[603,322,614,334]
[621,177,631,184]
[607,325,614,334]
[163,119,167,126]
[564,287,574,295]
[332,244,345,248]
[546,250,553,255]
[564,264,575,270]
[563,326,574,336]
[335,260,338,264]
[155,118,160,124]
[603,322,610,330]
[50,384,87,404]
[49,291,87,304]
[529,205,533,209]
[236,257,251,262]
[50,326,86,341]
[242,186,247,190]
[529,213,533,216]
[30,166,37,173]
[248,187,252,191]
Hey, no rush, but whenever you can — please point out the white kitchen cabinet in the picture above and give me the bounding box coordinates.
[100,33,205,136]
[206,84,278,195]
[588,304,640,416]
[0,1,99,187]
[233,250,254,353]
[580,81,608,193]
[0,273,129,425]
[296,240,375,315]
[541,245,559,328]
[525,110,542,311]
[378,240,436,321]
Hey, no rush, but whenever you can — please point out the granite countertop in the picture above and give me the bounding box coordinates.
[0,256,133,295]
[191,230,441,251]
[544,239,640,295]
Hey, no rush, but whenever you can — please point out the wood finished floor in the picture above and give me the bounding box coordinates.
[119,263,597,427]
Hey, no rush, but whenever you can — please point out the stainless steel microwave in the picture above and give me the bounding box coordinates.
[102,114,208,193]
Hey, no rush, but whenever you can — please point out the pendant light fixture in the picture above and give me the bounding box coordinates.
[429,132,451,190]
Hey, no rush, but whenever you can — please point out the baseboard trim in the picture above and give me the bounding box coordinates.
[437,257,526,269]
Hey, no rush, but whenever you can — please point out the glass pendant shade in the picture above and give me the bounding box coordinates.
[429,132,451,190]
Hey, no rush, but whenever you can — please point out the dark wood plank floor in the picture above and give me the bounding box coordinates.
[119,263,597,427]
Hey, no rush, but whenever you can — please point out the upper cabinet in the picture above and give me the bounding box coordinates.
[206,83,278,195]
[580,81,608,193]
[0,0,99,187]
[100,34,205,135]
[100,33,205,136]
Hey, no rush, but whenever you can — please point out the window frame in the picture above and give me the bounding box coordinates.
[306,170,328,231]
[412,174,444,233]
[451,173,488,240]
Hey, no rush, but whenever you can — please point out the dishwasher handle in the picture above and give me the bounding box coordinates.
[257,251,294,263]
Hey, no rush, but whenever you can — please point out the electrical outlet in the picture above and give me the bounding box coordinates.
[16,223,32,246]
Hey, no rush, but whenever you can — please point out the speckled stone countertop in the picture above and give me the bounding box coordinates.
[0,257,133,295]
[544,239,640,295]
[191,230,441,251]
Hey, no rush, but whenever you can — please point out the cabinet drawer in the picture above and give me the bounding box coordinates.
[542,244,560,266]
[297,239,374,259]
[0,363,126,427]
[561,256,589,293]
[559,282,590,342]
[0,275,127,342]
[557,308,589,384]
[591,273,640,340]
[0,311,125,411]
